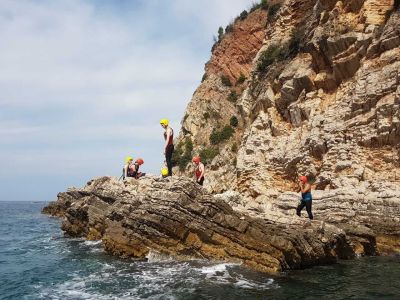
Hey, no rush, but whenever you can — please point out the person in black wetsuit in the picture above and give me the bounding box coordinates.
[296,176,314,220]
[160,119,174,176]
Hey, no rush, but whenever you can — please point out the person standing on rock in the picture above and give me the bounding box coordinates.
[160,119,174,176]
[296,176,314,220]
[192,156,205,185]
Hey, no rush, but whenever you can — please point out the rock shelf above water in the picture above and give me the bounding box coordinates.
[43,176,400,273]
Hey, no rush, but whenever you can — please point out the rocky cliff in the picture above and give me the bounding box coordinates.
[42,176,398,273]
[44,0,400,273]
[176,0,400,213]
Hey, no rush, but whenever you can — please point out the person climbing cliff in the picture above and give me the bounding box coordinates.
[296,176,313,220]
[160,119,174,176]
[192,156,205,185]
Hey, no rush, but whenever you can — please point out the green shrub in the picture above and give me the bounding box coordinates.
[257,44,283,72]
[210,125,235,145]
[218,26,224,41]
[199,147,219,165]
[236,73,246,85]
[210,110,222,119]
[288,27,305,56]
[185,138,193,153]
[225,23,234,33]
[250,2,260,12]
[230,116,239,127]
[231,143,238,153]
[260,0,269,10]
[201,73,208,82]
[227,90,238,103]
[220,75,232,87]
[203,112,210,120]
[268,4,281,21]
[171,138,193,171]
[239,10,248,20]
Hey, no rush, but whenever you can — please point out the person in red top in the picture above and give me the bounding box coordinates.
[192,156,205,186]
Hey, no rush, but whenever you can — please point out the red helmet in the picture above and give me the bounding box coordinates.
[192,156,201,164]
[136,158,144,165]
[299,176,308,183]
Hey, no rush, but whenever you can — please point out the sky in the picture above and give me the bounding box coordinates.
[0,0,257,201]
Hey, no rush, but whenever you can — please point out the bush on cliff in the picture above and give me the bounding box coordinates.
[236,73,246,85]
[268,4,281,21]
[199,147,219,165]
[225,23,234,33]
[172,138,193,170]
[288,27,306,56]
[218,26,224,41]
[221,75,232,87]
[230,116,239,127]
[210,125,235,145]
[250,0,269,12]
[257,44,284,72]
[228,90,238,103]
[239,10,248,21]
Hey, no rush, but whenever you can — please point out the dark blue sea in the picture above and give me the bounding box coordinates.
[0,201,399,300]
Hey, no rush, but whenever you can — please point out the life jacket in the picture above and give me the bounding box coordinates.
[301,191,312,201]
[164,127,174,146]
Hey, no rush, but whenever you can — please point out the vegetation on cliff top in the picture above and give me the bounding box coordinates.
[257,27,305,72]
[172,138,193,170]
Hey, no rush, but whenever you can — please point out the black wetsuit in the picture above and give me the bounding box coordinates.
[296,191,313,220]
[164,128,174,176]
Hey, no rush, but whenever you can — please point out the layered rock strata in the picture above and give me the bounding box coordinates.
[44,176,399,273]
[176,0,400,199]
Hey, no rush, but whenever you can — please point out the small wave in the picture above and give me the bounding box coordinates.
[199,263,238,275]
[145,250,175,262]
[83,240,102,246]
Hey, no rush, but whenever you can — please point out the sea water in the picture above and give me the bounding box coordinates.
[0,201,399,300]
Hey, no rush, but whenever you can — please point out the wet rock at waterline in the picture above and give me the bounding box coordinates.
[43,176,400,273]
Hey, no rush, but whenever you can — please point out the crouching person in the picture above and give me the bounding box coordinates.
[123,157,145,180]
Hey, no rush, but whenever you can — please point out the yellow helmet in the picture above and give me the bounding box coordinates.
[125,156,133,163]
[160,119,169,126]
[161,168,169,176]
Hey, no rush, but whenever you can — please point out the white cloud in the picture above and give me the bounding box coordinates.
[0,0,256,200]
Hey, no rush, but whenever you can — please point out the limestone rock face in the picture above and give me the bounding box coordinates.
[175,1,400,203]
[43,176,400,273]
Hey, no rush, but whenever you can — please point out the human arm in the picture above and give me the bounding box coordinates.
[300,183,311,193]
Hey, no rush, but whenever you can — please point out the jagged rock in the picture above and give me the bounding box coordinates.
[44,176,396,273]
